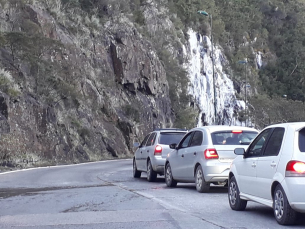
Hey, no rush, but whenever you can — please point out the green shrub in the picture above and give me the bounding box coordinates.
[70,117,82,129]
[134,10,145,25]
[61,0,79,8]
[122,104,140,122]
[79,127,91,139]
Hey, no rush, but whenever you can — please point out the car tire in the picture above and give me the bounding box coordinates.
[228,176,247,211]
[147,160,157,182]
[273,184,298,225]
[133,159,141,178]
[165,163,177,187]
[195,165,210,193]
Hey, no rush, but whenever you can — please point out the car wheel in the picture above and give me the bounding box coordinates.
[165,163,177,187]
[273,184,298,225]
[147,160,157,182]
[228,176,247,211]
[195,165,210,193]
[133,159,141,178]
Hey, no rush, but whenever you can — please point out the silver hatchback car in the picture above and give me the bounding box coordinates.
[133,128,187,182]
[165,126,258,192]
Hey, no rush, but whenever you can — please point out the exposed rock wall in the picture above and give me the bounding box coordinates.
[0,2,173,168]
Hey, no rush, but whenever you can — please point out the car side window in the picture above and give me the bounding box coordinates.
[179,132,194,148]
[246,129,271,157]
[140,133,151,147]
[299,128,305,152]
[263,128,285,157]
[189,131,203,147]
[146,133,156,146]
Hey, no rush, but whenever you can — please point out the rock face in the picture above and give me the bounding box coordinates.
[0,2,173,168]
[185,30,245,126]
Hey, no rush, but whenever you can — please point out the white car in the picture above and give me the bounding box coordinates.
[165,126,258,192]
[229,122,305,225]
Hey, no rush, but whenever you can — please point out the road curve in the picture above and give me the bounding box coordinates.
[0,159,304,229]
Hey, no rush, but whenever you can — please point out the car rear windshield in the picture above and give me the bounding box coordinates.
[299,128,305,152]
[211,131,258,145]
[159,132,186,145]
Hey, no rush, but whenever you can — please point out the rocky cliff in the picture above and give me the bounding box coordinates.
[0,1,179,169]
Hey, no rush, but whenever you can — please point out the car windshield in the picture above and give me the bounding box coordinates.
[159,132,186,145]
[299,128,305,152]
[211,131,258,145]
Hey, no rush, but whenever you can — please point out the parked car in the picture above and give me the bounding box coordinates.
[133,128,187,182]
[228,122,305,225]
[165,126,259,192]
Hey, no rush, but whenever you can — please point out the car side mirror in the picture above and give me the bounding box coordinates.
[169,143,177,149]
[234,148,245,155]
[133,142,140,148]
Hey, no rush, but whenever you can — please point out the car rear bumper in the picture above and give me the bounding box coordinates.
[151,156,166,174]
[282,177,305,213]
[202,161,230,182]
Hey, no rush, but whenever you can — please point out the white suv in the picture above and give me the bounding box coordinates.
[229,122,305,225]
[133,128,187,182]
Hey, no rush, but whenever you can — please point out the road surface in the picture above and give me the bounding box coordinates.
[0,159,304,228]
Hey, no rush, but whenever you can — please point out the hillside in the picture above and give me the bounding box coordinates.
[1,0,305,170]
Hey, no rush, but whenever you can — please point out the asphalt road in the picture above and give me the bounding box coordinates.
[0,159,304,229]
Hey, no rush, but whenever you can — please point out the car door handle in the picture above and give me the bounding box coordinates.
[270,162,277,168]
[140,151,142,154]
[251,162,256,168]
[147,150,149,152]
[181,154,184,157]
[194,152,197,156]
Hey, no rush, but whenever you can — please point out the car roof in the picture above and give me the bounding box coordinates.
[189,125,259,133]
[154,128,188,133]
[261,122,305,131]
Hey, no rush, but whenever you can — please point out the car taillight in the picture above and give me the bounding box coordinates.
[232,130,243,133]
[285,161,305,177]
[204,148,219,159]
[154,145,162,155]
